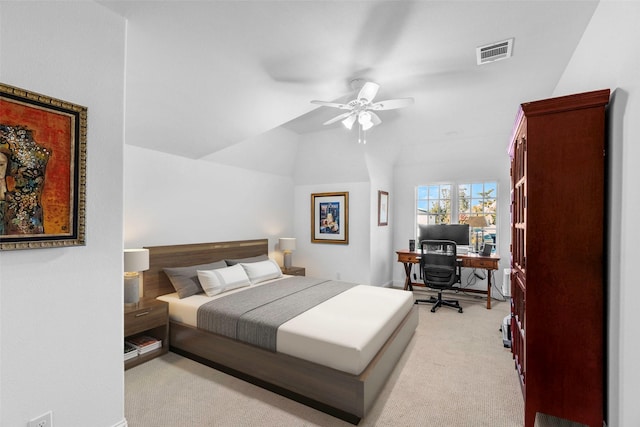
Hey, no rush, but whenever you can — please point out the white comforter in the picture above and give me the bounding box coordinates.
[157,278,414,375]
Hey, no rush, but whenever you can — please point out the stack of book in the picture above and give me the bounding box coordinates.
[126,335,162,355]
[124,341,138,361]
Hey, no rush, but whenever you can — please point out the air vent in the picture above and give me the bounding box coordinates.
[476,38,514,65]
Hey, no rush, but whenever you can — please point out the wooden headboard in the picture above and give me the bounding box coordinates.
[142,239,269,299]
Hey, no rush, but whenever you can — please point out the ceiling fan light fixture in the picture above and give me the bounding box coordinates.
[311,81,413,143]
[358,111,374,131]
[342,114,357,130]
[358,111,371,124]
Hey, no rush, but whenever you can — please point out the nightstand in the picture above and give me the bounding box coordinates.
[281,266,305,276]
[124,299,169,370]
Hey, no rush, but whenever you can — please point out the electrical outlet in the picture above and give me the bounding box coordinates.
[28,411,52,427]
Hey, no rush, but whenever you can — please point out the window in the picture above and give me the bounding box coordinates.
[416,184,452,225]
[416,182,497,249]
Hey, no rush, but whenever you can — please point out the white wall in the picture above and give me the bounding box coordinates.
[291,129,397,286]
[365,144,395,287]
[553,2,640,426]
[293,181,371,284]
[0,2,126,427]
[124,145,295,261]
[125,134,379,286]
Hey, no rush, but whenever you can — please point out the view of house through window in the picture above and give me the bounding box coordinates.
[416,182,497,250]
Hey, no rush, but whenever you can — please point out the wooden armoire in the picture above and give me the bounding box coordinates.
[509,89,609,427]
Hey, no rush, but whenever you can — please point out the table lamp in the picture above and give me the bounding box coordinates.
[124,248,149,306]
[467,216,489,253]
[279,238,296,269]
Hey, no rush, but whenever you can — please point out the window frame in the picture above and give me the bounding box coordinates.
[416,181,498,250]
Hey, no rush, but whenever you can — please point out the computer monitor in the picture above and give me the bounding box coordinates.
[418,224,470,246]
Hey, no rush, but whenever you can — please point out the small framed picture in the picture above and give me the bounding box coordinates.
[378,190,389,226]
[311,192,349,244]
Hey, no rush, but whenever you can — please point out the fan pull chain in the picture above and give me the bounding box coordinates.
[358,125,367,144]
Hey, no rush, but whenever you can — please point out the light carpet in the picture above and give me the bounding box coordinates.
[125,292,525,426]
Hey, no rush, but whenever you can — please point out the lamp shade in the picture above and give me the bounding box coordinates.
[467,216,489,228]
[279,238,296,252]
[124,249,149,272]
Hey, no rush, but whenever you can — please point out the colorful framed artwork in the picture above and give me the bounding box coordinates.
[311,192,349,244]
[0,83,87,250]
[378,190,389,226]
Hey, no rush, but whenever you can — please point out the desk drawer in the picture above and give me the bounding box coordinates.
[461,258,498,269]
[397,252,420,263]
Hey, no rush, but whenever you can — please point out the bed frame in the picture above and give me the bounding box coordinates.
[142,239,418,424]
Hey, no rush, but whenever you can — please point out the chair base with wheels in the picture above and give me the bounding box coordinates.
[415,292,463,313]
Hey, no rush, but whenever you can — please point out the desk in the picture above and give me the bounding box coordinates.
[396,249,500,309]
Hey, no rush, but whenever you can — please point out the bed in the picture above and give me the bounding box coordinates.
[143,239,418,424]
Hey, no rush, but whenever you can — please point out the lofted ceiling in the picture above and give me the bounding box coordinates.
[100,1,600,160]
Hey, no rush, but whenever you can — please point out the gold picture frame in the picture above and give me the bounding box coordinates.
[311,192,349,244]
[0,83,87,250]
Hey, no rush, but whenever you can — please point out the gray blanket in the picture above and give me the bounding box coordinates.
[197,276,357,351]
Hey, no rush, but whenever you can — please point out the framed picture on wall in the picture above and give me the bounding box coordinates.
[378,190,389,226]
[311,192,349,244]
[0,83,87,250]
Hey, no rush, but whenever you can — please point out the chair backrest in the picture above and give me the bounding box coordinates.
[420,240,458,289]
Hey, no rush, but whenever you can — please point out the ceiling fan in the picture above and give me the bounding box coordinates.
[311,80,414,143]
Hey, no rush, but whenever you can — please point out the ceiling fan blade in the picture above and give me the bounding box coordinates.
[342,114,358,130]
[357,82,380,103]
[311,100,350,109]
[323,111,355,126]
[369,97,415,110]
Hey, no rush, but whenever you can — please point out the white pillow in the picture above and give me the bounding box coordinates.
[240,259,283,284]
[197,264,251,297]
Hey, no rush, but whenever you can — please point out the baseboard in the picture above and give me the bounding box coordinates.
[112,418,128,427]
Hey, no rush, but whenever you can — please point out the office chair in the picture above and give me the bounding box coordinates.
[415,240,463,313]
